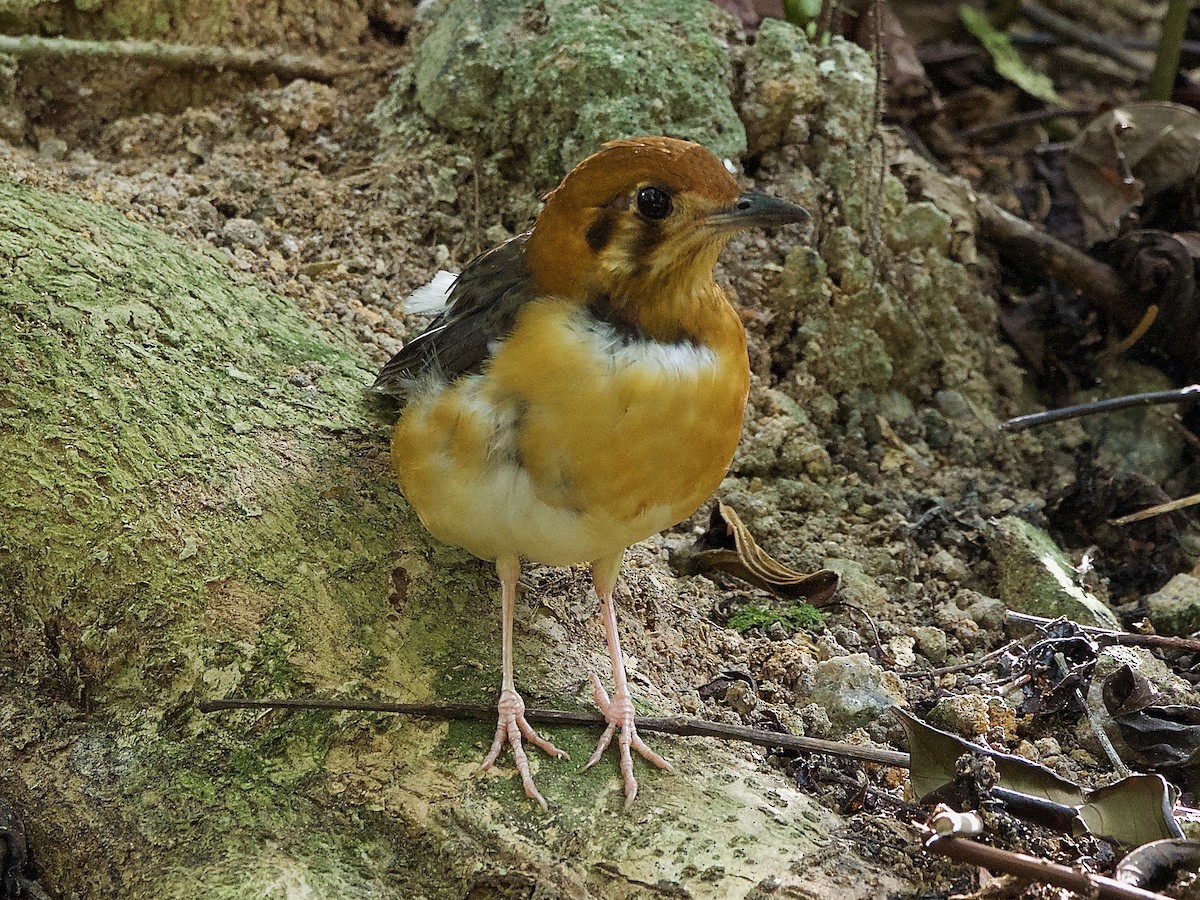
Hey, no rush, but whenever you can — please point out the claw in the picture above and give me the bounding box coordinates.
[583,672,673,808]
[479,687,567,810]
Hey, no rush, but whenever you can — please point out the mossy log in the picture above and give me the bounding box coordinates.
[0,178,899,898]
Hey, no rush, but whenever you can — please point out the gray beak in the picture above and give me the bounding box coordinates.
[706,192,810,231]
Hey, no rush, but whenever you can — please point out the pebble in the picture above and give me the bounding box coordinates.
[221,217,267,250]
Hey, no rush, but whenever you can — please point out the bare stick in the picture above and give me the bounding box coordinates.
[200,696,911,768]
[0,33,344,83]
[923,834,1169,900]
[895,639,1023,679]
[976,198,1139,331]
[1110,491,1200,525]
[955,106,1096,141]
[1000,385,1200,432]
[1005,610,1200,653]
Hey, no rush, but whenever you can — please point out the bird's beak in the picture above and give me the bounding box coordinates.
[705,192,810,232]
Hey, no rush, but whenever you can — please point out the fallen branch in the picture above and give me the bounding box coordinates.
[0,33,345,83]
[976,198,1142,331]
[923,832,1168,900]
[200,696,911,768]
[1019,1,1150,75]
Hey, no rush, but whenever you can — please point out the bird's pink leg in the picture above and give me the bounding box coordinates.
[478,554,567,809]
[583,551,673,808]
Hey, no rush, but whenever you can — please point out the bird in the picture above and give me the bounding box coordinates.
[373,136,809,809]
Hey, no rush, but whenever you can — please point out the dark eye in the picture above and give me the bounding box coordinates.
[636,186,672,220]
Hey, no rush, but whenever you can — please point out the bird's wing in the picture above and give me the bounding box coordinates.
[372,232,536,397]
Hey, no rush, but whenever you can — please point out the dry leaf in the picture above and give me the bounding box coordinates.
[669,501,840,606]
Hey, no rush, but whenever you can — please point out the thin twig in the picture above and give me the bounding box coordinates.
[1159,408,1200,451]
[922,833,1169,900]
[1005,610,1200,654]
[827,600,891,665]
[1019,1,1151,75]
[1059,651,1130,777]
[895,639,1023,679]
[955,106,1096,141]
[1011,31,1200,58]
[1109,491,1200,526]
[0,33,345,82]
[200,696,912,767]
[1000,385,1200,432]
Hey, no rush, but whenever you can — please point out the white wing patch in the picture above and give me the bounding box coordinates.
[404,270,458,315]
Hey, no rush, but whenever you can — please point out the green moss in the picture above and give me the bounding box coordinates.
[727,603,823,633]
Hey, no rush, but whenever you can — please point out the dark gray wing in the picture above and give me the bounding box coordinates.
[372,232,536,397]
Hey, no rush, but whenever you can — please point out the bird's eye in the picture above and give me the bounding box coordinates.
[636,186,672,220]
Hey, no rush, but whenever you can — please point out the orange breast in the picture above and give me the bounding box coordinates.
[391,293,749,566]
[490,298,747,535]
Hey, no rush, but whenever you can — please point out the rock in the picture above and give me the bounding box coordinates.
[1093,644,1196,700]
[929,548,971,584]
[961,591,1007,631]
[726,679,758,716]
[886,635,916,668]
[378,0,746,185]
[934,389,972,421]
[1146,573,1200,636]
[740,18,822,154]
[823,558,888,615]
[927,694,1011,740]
[803,653,905,732]
[1084,360,1186,483]
[220,217,267,250]
[910,625,948,664]
[37,137,68,161]
[1081,645,1200,764]
[988,515,1121,629]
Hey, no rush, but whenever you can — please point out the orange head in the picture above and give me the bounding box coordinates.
[525,136,809,342]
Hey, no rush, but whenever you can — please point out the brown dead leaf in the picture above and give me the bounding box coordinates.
[669,501,840,606]
[1067,102,1200,246]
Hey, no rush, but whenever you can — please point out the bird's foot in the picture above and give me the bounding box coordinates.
[583,672,674,809]
[478,687,567,810]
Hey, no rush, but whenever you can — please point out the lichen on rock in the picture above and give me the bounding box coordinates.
[374,0,747,189]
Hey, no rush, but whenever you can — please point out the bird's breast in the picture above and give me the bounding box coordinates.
[391,298,749,565]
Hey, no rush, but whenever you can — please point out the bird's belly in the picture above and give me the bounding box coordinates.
[391,311,748,566]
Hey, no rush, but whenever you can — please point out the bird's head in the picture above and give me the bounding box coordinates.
[526,136,808,342]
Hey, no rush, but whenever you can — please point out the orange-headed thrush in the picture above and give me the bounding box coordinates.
[374,136,809,808]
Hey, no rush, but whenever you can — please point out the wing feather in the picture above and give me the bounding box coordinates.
[372,232,535,396]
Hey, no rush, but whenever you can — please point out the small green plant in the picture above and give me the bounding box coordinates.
[782,0,831,45]
[727,603,824,634]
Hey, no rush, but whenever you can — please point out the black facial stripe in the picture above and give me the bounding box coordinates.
[585,210,618,253]
[631,219,667,261]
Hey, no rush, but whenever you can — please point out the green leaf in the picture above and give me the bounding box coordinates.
[960,5,1062,105]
